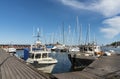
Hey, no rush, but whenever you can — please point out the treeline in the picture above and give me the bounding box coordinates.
[107,41,120,46]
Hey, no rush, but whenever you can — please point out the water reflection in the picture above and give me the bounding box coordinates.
[50,52,72,74]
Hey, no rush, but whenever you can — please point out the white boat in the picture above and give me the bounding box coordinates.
[26,45,57,73]
[4,44,16,54]
[26,28,58,73]
[8,47,16,53]
[69,46,80,52]
[79,43,103,57]
[51,44,69,53]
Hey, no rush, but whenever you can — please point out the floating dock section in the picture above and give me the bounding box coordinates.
[0,49,56,79]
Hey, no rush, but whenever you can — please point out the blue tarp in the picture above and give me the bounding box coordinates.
[23,48,29,60]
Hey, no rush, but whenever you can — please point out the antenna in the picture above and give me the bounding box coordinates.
[36,28,40,41]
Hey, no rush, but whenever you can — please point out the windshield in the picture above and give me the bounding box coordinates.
[35,54,41,59]
[42,53,47,58]
[29,53,34,59]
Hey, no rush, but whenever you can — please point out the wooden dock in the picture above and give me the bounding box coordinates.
[54,55,120,79]
[0,49,56,79]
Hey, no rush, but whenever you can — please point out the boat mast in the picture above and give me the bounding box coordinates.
[88,24,90,45]
[79,24,82,45]
[62,22,65,45]
[76,16,79,45]
[85,24,90,45]
[68,25,71,46]
[93,33,97,45]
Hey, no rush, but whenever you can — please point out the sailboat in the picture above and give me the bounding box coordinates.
[26,28,58,73]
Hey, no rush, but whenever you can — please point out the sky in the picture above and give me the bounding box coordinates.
[0,0,120,45]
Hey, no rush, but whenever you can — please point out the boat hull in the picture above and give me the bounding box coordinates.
[31,63,56,73]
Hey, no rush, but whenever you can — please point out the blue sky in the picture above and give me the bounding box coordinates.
[0,0,120,45]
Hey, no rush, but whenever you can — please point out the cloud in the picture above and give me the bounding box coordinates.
[100,16,120,38]
[59,0,120,38]
[59,0,120,17]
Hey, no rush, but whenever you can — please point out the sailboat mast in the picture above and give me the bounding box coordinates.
[68,25,71,46]
[76,16,79,45]
[62,22,65,44]
[88,24,90,44]
[79,24,82,45]
[85,24,90,45]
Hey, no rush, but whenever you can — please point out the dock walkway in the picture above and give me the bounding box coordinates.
[54,55,120,79]
[0,49,56,79]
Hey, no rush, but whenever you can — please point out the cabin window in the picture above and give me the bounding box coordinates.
[35,54,41,59]
[84,48,87,51]
[29,53,34,59]
[42,53,47,58]
[89,48,93,51]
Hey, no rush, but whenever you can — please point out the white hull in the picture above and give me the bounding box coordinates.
[8,48,16,53]
[26,58,57,73]
[37,64,55,73]
[4,48,16,53]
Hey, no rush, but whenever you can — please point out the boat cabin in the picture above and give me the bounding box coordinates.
[29,51,49,59]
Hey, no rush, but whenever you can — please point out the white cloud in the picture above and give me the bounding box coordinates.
[59,0,120,17]
[100,16,120,38]
[59,0,120,39]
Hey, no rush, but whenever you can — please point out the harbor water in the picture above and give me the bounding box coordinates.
[16,50,72,74]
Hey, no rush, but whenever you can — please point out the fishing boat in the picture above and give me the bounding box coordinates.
[26,28,58,73]
[79,43,103,57]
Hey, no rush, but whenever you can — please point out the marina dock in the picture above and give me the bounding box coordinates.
[54,55,120,79]
[1,48,120,79]
[0,49,56,79]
